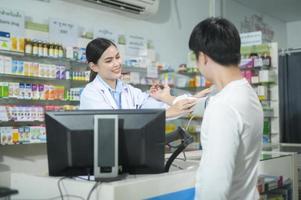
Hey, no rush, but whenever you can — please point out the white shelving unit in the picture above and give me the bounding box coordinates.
[240,43,280,145]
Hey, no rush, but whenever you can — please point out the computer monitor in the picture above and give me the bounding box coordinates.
[45,109,165,177]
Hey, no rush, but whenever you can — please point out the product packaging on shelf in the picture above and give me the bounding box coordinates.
[0,31,11,51]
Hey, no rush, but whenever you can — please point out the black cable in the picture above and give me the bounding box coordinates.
[86,181,101,200]
[87,168,91,181]
[57,177,68,200]
[165,126,194,172]
[182,151,187,161]
[16,177,87,200]
[165,144,186,172]
[171,163,184,170]
[167,143,181,148]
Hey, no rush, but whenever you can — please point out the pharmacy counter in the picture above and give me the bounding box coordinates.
[3,151,298,200]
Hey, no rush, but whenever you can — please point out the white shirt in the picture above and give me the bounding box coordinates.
[80,75,167,110]
[195,78,263,200]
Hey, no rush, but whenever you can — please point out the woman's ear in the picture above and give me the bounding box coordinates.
[89,62,98,72]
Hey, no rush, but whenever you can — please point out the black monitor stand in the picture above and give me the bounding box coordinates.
[0,187,18,198]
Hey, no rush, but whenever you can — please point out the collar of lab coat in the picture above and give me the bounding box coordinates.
[92,75,129,109]
[96,75,123,93]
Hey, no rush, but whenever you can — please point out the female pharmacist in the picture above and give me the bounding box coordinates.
[80,38,208,118]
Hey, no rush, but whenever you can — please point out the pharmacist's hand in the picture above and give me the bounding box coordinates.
[150,83,174,105]
[166,99,197,118]
[193,88,211,98]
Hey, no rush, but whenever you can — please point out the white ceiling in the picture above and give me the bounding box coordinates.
[232,0,301,22]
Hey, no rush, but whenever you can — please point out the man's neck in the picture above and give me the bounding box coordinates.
[213,65,243,91]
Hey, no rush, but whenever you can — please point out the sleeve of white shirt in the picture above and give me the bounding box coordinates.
[195,102,242,200]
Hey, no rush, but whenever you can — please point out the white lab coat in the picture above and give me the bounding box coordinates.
[80,76,167,110]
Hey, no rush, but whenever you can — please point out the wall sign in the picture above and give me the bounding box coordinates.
[126,34,147,57]
[49,18,78,46]
[240,15,274,42]
[240,31,262,46]
[94,27,118,44]
[0,7,25,37]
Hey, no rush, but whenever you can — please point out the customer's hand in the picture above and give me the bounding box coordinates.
[166,98,197,118]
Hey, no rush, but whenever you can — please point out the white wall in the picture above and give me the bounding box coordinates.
[0,0,210,182]
[224,0,287,49]
[287,20,301,49]
[0,0,209,67]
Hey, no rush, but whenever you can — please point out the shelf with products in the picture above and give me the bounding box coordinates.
[121,64,210,95]
[161,76,210,96]
[0,98,79,105]
[0,125,46,145]
[179,115,202,121]
[240,43,279,144]
[0,56,89,83]
[0,73,70,84]
[0,121,44,126]
[0,49,80,65]
[159,69,175,74]
[122,65,149,74]
[0,104,77,123]
[0,50,84,146]
[0,103,77,145]
[177,71,201,77]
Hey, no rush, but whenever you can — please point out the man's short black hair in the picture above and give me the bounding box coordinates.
[189,17,241,66]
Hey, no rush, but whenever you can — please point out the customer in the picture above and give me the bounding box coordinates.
[189,17,263,200]
[80,38,200,118]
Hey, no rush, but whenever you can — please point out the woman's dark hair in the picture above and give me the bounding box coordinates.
[189,17,241,66]
[86,38,116,82]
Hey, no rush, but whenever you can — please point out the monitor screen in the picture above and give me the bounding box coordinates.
[45,109,166,177]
